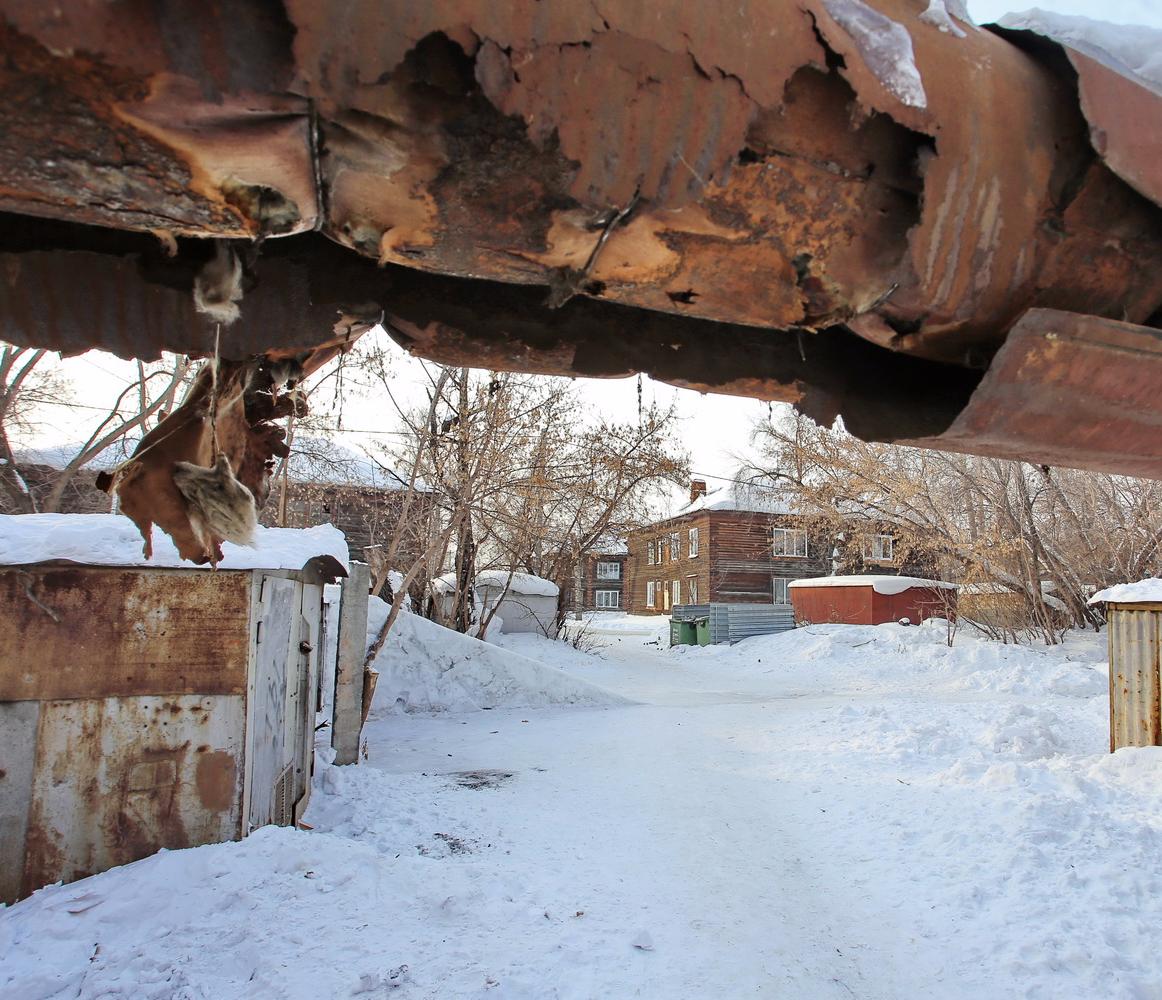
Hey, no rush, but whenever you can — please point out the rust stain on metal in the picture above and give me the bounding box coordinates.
[0,567,251,702]
[195,750,237,813]
[20,694,245,899]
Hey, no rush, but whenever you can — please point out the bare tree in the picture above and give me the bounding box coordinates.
[745,410,1162,642]
[0,345,192,514]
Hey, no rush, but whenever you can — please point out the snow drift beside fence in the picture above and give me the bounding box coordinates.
[364,598,627,713]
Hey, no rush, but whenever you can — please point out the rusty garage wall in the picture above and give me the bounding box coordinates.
[0,564,323,903]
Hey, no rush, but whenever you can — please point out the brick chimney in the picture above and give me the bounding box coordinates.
[689,479,708,503]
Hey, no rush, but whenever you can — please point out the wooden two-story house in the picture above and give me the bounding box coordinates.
[625,481,833,615]
[575,546,629,612]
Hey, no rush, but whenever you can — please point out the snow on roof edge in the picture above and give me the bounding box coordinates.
[788,574,957,596]
[0,513,350,573]
[1089,578,1162,605]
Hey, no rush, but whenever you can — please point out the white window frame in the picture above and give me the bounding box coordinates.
[686,576,698,604]
[865,534,894,562]
[688,527,699,558]
[773,527,808,558]
[595,589,621,609]
[647,540,656,565]
[772,577,792,604]
[671,579,681,608]
[646,581,656,608]
[670,532,680,560]
[596,560,621,580]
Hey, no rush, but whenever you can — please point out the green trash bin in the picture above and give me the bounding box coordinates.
[670,619,697,646]
[694,617,712,646]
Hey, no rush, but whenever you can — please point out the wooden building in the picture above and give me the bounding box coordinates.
[625,482,832,615]
[576,548,629,612]
[263,479,411,553]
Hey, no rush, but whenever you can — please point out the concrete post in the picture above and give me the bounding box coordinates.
[331,562,370,765]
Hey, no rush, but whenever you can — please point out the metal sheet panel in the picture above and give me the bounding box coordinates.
[246,576,298,830]
[1107,605,1162,752]
[903,309,1162,479]
[0,567,251,701]
[672,603,794,644]
[0,700,39,904]
[22,694,245,899]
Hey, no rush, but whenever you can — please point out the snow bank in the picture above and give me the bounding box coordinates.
[365,598,626,713]
[671,619,1108,698]
[1090,577,1162,605]
[0,513,349,571]
[788,574,956,595]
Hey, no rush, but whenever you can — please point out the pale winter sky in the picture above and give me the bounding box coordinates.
[12,0,1158,500]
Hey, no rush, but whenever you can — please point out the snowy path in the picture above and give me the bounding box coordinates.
[6,622,1162,999]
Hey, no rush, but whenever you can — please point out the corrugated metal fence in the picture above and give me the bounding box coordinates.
[672,603,796,644]
[1106,602,1162,751]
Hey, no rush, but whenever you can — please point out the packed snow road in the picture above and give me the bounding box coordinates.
[5,617,1162,1000]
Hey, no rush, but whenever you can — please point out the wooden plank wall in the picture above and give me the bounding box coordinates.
[707,512,828,604]
[625,513,710,614]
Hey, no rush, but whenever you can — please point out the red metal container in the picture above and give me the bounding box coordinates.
[789,576,956,626]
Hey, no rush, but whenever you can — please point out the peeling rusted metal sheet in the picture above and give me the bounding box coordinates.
[903,309,1162,479]
[0,1,1161,478]
[0,567,252,701]
[1068,50,1162,207]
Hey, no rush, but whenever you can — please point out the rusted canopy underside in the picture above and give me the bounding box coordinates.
[2,0,1161,474]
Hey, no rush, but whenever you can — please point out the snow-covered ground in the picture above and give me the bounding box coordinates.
[7,615,1162,1000]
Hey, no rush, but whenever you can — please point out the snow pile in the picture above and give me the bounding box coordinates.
[0,513,349,571]
[788,574,956,595]
[364,598,627,713]
[1090,577,1162,605]
[997,10,1162,91]
[671,619,1108,698]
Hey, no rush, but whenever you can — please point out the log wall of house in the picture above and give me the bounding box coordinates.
[626,513,711,615]
[626,511,832,614]
[708,511,829,603]
[578,553,628,611]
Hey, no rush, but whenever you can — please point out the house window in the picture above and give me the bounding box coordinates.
[773,527,808,557]
[688,527,699,557]
[672,580,681,607]
[646,581,656,608]
[597,561,621,580]
[772,577,792,604]
[670,532,680,560]
[865,534,894,561]
[647,540,656,565]
[686,576,698,604]
[595,590,621,609]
